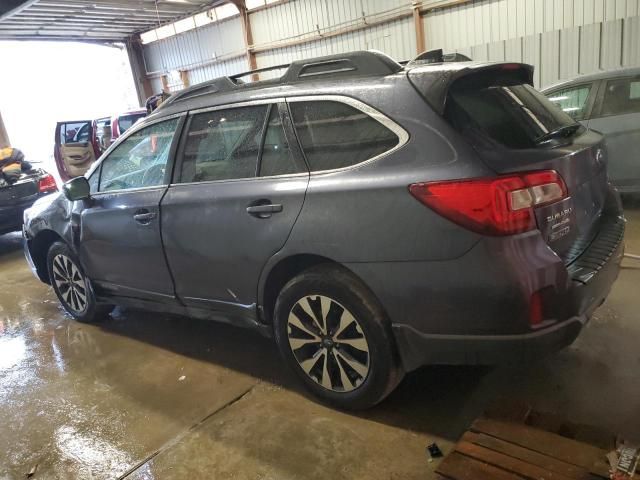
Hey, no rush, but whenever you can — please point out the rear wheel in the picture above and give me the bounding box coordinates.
[46,242,111,322]
[274,265,403,410]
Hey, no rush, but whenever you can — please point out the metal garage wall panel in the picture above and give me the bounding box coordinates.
[601,18,623,69]
[623,15,640,66]
[189,56,249,85]
[255,16,415,72]
[540,30,560,87]
[580,22,601,73]
[522,34,542,86]
[249,0,409,47]
[421,0,639,89]
[505,37,522,62]
[559,26,580,80]
[488,40,506,61]
[142,17,244,74]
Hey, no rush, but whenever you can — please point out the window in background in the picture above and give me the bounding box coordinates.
[600,78,640,116]
[546,84,592,120]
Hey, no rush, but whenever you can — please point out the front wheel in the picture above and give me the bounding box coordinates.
[46,241,112,322]
[273,265,403,410]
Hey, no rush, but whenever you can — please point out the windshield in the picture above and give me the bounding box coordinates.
[446,83,578,149]
[118,113,146,134]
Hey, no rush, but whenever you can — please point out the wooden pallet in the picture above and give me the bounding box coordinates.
[436,417,613,480]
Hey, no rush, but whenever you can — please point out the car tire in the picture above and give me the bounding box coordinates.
[273,264,404,410]
[46,241,112,323]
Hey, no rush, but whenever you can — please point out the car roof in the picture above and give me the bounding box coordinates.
[542,66,640,92]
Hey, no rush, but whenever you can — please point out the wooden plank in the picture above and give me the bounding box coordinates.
[437,451,524,480]
[471,418,610,478]
[456,440,584,480]
[461,432,597,480]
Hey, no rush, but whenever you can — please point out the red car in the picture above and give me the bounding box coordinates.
[54,109,146,181]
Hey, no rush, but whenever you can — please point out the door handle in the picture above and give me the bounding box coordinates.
[133,210,156,224]
[246,203,283,218]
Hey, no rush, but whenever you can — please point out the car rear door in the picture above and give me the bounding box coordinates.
[161,101,309,317]
[54,120,97,181]
[587,75,640,193]
[544,81,598,126]
[77,115,184,301]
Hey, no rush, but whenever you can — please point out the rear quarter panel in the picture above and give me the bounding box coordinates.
[278,75,489,264]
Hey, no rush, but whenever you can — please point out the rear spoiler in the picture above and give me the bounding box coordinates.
[407,62,535,115]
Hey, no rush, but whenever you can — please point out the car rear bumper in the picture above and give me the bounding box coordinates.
[391,199,624,371]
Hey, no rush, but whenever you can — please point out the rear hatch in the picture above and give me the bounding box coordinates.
[409,63,610,263]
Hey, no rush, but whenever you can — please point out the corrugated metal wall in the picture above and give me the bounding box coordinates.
[425,0,640,87]
[141,0,640,92]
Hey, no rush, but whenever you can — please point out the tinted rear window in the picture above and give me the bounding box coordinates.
[446,83,577,149]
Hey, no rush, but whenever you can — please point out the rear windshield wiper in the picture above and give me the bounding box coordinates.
[535,124,581,145]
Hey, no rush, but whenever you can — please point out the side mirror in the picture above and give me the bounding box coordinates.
[63,176,90,201]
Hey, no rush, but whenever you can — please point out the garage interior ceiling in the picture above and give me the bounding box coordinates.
[0,0,219,41]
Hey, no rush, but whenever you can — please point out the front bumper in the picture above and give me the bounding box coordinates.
[392,196,625,371]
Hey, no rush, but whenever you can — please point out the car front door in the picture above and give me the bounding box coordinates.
[78,115,184,301]
[160,101,309,319]
[54,120,97,181]
[587,76,640,193]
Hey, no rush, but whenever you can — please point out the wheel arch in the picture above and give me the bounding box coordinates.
[28,229,66,284]
[259,253,388,326]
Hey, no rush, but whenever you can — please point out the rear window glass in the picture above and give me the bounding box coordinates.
[446,84,577,149]
[118,113,146,133]
[290,101,399,171]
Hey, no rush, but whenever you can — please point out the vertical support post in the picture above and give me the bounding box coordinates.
[413,1,426,55]
[180,70,190,89]
[231,0,258,79]
[0,110,10,148]
[126,39,154,106]
[161,75,170,93]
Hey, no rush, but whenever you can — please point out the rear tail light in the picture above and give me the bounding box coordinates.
[409,170,567,236]
[38,174,58,193]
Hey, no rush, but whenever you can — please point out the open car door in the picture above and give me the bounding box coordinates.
[54,120,97,181]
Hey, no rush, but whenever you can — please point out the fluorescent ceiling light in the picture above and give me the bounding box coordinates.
[215,3,239,20]
[174,16,196,33]
[140,30,158,44]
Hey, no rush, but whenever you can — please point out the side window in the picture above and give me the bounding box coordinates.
[59,121,91,145]
[546,84,592,120]
[259,106,303,177]
[290,100,400,172]
[180,105,267,183]
[99,118,178,192]
[600,78,640,116]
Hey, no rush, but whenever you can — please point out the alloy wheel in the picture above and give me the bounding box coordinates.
[287,295,370,392]
[52,254,88,313]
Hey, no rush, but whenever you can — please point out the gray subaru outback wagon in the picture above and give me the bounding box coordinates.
[23,51,625,409]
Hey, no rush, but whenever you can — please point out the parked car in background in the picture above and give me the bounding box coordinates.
[54,119,99,182]
[27,52,624,409]
[543,67,640,194]
[110,108,147,141]
[55,109,147,182]
[0,165,57,235]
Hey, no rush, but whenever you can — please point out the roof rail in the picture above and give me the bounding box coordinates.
[156,50,403,111]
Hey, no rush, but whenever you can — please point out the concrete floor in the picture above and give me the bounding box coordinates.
[1,205,639,480]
